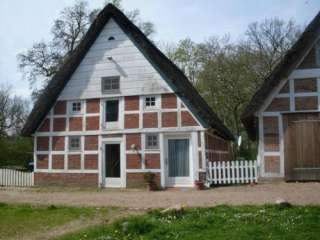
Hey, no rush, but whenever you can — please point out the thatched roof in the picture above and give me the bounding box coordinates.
[22,4,234,140]
[242,11,320,140]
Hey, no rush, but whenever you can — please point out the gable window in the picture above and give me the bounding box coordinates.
[102,76,120,93]
[70,101,82,114]
[69,136,81,151]
[145,134,159,149]
[144,96,157,108]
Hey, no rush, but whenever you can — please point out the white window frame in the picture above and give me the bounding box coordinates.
[143,95,159,110]
[101,76,120,94]
[69,101,83,114]
[69,136,81,151]
[145,133,159,150]
[103,99,120,129]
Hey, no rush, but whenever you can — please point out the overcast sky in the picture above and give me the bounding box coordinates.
[0,0,319,100]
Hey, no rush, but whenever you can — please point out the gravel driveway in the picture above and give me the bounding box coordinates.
[0,182,319,209]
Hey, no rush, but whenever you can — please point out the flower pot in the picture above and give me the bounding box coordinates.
[195,180,205,190]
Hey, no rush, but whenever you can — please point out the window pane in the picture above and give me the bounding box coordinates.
[102,76,120,92]
[106,100,119,122]
[146,134,158,149]
[72,102,81,112]
[145,96,156,107]
[69,137,80,150]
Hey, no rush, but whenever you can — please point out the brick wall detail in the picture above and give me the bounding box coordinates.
[181,111,198,126]
[52,136,65,151]
[124,114,139,128]
[69,117,83,131]
[53,118,66,132]
[84,154,98,169]
[52,155,64,169]
[162,112,177,127]
[162,93,177,108]
[54,101,66,115]
[86,99,100,113]
[145,153,160,169]
[85,136,98,150]
[143,112,158,128]
[68,155,81,169]
[34,173,98,187]
[125,96,139,110]
[86,116,99,130]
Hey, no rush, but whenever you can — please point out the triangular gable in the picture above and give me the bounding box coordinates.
[22,4,234,140]
[242,11,320,140]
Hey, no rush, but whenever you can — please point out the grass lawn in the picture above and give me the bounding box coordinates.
[0,202,112,240]
[57,205,320,240]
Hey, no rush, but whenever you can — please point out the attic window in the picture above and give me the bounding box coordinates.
[101,76,120,93]
[108,36,115,41]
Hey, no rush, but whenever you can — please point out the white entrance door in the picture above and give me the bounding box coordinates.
[165,136,192,187]
[103,142,123,187]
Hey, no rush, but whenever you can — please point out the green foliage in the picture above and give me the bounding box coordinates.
[58,205,320,240]
[0,136,33,168]
[0,203,107,240]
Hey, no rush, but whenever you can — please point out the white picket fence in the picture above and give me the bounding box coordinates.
[0,169,34,187]
[207,160,258,185]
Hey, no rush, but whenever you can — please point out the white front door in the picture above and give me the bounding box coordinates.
[103,141,123,187]
[165,136,193,187]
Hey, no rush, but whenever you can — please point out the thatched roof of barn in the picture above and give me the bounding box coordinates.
[242,11,320,140]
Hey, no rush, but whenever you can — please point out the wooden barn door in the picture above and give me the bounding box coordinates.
[283,113,320,181]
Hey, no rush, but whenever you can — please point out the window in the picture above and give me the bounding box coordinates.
[105,100,119,122]
[144,96,156,108]
[108,36,115,41]
[145,134,159,149]
[102,76,120,93]
[69,136,81,151]
[71,101,82,113]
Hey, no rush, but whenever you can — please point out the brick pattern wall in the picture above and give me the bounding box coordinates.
[265,98,290,112]
[84,154,98,169]
[125,96,139,110]
[143,112,158,128]
[85,136,98,150]
[86,99,100,113]
[181,111,198,126]
[205,132,232,162]
[53,118,66,132]
[145,153,160,169]
[37,137,49,151]
[124,114,139,128]
[86,116,99,130]
[162,93,177,108]
[54,101,66,115]
[68,155,81,169]
[162,112,177,127]
[52,155,64,169]
[52,136,64,151]
[69,117,83,131]
[38,119,50,132]
[263,117,279,152]
[34,172,98,187]
[37,155,49,169]
[126,173,160,188]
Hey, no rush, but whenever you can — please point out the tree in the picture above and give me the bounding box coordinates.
[0,85,29,137]
[18,0,155,100]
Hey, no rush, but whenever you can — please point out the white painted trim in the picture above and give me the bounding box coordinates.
[289,78,295,112]
[159,132,165,188]
[126,169,161,173]
[279,114,285,177]
[200,131,206,171]
[290,69,320,79]
[35,169,98,174]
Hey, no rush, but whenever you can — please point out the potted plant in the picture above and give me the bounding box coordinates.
[195,180,205,190]
[144,172,157,191]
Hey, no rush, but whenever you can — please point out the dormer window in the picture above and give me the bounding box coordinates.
[108,36,115,41]
[101,76,120,94]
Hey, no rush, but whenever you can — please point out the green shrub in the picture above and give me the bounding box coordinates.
[0,136,33,169]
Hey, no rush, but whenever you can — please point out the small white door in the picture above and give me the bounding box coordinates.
[104,143,122,187]
[165,136,192,187]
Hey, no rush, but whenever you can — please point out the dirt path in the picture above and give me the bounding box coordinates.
[32,208,143,240]
[1,182,320,209]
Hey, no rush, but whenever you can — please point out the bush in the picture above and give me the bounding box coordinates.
[0,136,33,169]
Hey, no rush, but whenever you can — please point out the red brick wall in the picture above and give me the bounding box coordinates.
[85,136,98,150]
[126,172,160,188]
[84,154,98,169]
[264,156,280,173]
[37,137,49,151]
[126,134,141,150]
[205,131,232,162]
[181,111,198,126]
[52,136,65,151]
[124,114,139,128]
[38,119,50,132]
[54,101,66,115]
[162,112,177,127]
[68,155,81,169]
[86,99,100,113]
[125,96,139,110]
[52,155,64,169]
[34,173,98,187]
[69,117,83,131]
[265,98,290,112]
[86,116,99,130]
[53,118,66,132]
[263,117,279,152]
[143,112,158,128]
[145,153,160,169]
[162,93,177,108]
[37,155,48,169]
[126,154,142,169]
[295,96,318,110]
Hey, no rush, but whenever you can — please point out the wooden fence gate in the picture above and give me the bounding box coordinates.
[207,160,258,185]
[0,169,34,187]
